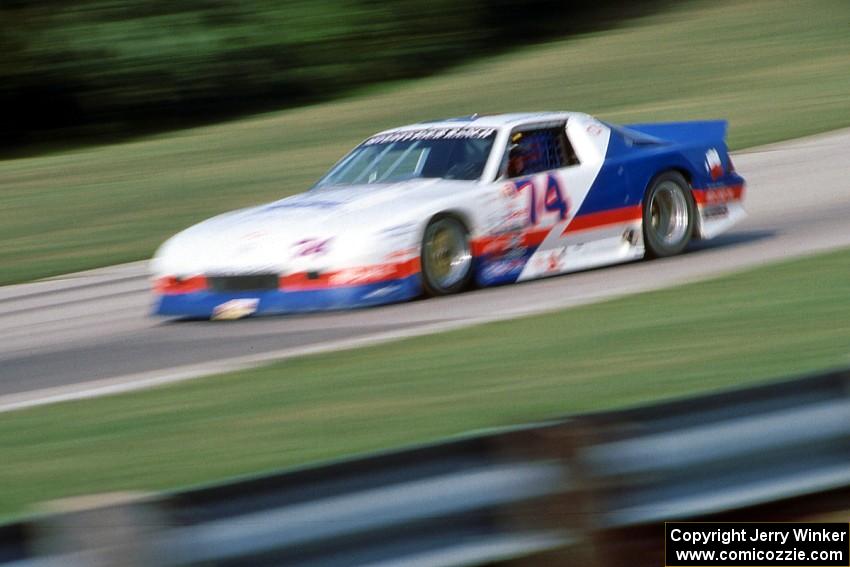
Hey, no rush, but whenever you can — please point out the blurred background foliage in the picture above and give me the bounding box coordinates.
[0,0,662,152]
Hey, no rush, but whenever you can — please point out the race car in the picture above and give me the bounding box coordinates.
[151,112,745,319]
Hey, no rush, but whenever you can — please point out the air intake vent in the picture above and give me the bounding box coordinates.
[208,274,279,292]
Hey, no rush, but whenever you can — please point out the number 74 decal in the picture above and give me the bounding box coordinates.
[514,174,569,225]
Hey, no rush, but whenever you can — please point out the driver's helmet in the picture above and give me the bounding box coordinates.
[509,132,531,157]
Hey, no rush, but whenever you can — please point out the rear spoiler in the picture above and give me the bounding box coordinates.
[621,120,728,145]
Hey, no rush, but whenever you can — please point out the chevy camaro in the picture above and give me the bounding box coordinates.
[151,112,745,319]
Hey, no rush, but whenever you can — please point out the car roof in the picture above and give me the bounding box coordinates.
[373,112,581,136]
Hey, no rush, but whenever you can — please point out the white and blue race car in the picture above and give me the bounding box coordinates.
[151,112,745,319]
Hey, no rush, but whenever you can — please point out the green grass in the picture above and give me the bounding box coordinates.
[1,247,849,519]
[2,0,850,285]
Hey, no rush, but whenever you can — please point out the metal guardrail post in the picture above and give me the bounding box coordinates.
[546,416,636,567]
[30,493,172,567]
[573,412,666,567]
[488,422,600,567]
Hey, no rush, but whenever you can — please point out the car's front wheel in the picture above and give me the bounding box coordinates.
[421,215,473,296]
[643,172,695,257]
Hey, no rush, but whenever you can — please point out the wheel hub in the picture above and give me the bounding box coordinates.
[424,220,471,290]
[650,182,689,245]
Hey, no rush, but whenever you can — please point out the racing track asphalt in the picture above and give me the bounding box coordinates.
[2,129,850,412]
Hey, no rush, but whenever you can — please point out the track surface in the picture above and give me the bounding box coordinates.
[2,129,850,411]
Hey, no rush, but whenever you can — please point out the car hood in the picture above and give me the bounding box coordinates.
[151,178,469,276]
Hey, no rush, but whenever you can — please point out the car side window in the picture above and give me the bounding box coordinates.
[502,125,580,179]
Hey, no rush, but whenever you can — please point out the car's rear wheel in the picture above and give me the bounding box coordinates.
[421,215,473,296]
[643,172,695,257]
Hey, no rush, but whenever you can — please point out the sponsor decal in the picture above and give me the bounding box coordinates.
[702,186,740,204]
[486,217,520,235]
[329,264,397,286]
[480,233,527,257]
[533,246,567,273]
[501,182,518,198]
[490,185,526,233]
[586,123,604,136]
[293,237,332,257]
[482,258,526,279]
[212,298,259,320]
[281,259,418,289]
[705,148,724,180]
[622,228,640,245]
[364,127,496,145]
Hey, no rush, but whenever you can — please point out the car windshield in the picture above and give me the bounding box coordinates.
[314,127,496,187]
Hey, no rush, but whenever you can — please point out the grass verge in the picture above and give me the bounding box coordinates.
[1,247,849,519]
[2,0,850,284]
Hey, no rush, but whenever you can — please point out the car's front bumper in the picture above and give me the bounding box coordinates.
[153,274,421,319]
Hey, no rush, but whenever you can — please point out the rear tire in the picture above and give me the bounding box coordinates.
[421,215,473,296]
[643,172,695,258]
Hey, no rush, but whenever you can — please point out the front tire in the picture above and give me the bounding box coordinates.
[643,172,695,258]
[421,215,473,296]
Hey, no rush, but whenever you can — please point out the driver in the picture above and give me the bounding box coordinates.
[507,133,531,178]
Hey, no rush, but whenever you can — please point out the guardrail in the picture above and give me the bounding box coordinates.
[3,367,849,566]
[161,431,572,566]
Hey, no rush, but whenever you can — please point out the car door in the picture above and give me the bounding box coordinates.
[490,121,595,281]
[473,121,579,285]
[505,118,642,281]
[476,118,637,285]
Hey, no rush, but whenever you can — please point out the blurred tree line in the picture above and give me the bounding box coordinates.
[0,0,662,152]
